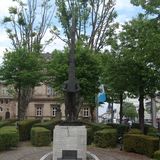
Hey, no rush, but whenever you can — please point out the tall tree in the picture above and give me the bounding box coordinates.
[55,0,118,51]
[119,15,160,131]
[1,48,44,119]
[2,0,55,119]
[48,45,101,121]
[123,102,138,121]
[101,46,128,124]
[54,0,117,120]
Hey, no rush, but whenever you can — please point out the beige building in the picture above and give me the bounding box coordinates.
[0,82,91,121]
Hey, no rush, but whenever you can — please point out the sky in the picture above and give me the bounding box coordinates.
[0,0,143,64]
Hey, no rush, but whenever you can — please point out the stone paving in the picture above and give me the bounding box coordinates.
[0,142,153,160]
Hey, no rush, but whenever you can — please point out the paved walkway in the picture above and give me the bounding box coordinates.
[0,142,152,160]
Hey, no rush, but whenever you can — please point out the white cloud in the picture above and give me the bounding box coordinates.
[0,0,18,18]
[115,0,134,10]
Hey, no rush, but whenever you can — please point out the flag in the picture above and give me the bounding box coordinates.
[97,84,106,104]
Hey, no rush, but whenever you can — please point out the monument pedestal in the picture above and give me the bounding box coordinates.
[53,125,86,160]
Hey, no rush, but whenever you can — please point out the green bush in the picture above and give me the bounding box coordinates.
[94,129,117,148]
[128,129,143,134]
[124,134,159,157]
[107,123,128,140]
[132,123,151,134]
[0,119,17,128]
[0,126,19,151]
[86,123,112,145]
[154,150,160,160]
[31,127,51,146]
[33,120,61,131]
[18,119,40,141]
[33,120,61,138]
[147,127,158,137]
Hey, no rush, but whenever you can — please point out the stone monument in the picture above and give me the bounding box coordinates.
[53,125,86,160]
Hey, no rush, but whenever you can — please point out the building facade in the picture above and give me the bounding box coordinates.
[0,83,91,121]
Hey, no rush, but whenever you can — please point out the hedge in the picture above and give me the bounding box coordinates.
[0,119,17,128]
[0,126,19,151]
[107,123,128,141]
[18,119,41,141]
[124,134,159,157]
[147,127,158,137]
[31,127,51,146]
[87,123,112,145]
[128,129,143,134]
[132,123,151,134]
[154,150,160,160]
[94,129,117,148]
[33,120,62,138]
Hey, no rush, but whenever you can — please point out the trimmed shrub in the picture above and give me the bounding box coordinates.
[18,119,40,141]
[107,123,128,140]
[94,129,117,148]
[128,129,143,134]
[154,150,160,160]
[31,127,51,146]
[147,127,158,137]
[33,120,62,138]
[86,123,112,145]
[0,119,17,128]
[33,120,61,131]
[132,123,151,134]
[0,126,19,151]
[124,134,159,157]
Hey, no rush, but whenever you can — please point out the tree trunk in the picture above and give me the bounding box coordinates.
[138,93,144,132]
[17,85,21,120]
[18,87,32,120]
[111,98,114,123]
[119,93,123,124]
[90,104,96,122]
[151,96,157,128]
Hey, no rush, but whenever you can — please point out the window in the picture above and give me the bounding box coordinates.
[52,106,57,117]
[0,107,3,112]
[35,105,43,117]
[5,99,8,104]
[47,86,53,96]
[83,108,89,117]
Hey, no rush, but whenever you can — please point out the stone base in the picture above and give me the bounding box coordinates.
[53,125,86,160]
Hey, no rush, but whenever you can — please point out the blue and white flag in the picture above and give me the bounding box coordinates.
[97,84,106,104]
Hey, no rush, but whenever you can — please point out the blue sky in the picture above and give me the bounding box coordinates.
[0,0,143,63]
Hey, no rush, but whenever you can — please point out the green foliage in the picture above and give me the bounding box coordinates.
[33,120,62,138]
[154,150,160,160]
[48,46,101,116]
[147,127,158,137]
[18,119,40,141]
[31,127,51,146]
[47,50,68,92]
[107,123,129,139]
[0,119,17,128]
[123,102,138,119]
[94,129,117,148]
[1,48,44,87]
[87,123,112,145]
[118,15,160,131]
[124,134,159,157]
[128,129,143,134]
[0,126,19,151]
[131,0,160,15]
[132,123,154,135]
